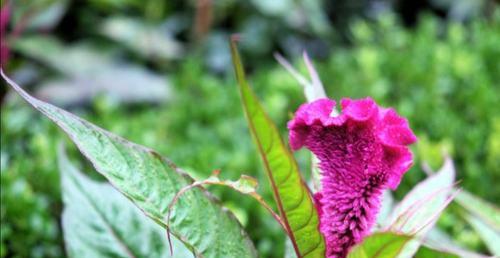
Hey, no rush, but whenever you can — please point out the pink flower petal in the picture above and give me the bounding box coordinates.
[288,97,417,257]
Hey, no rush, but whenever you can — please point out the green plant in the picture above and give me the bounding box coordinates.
[2,36,498,257]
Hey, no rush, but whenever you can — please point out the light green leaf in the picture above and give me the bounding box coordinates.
[347,232,412,258]
[13,36,171,105]
[13,36,115,76]
[165,170,286,231]
[413,245,459,258]
[274,52,328,193]
[455,190,500,230]
[230,39,325,258]
[385,158,456,257]
[59,146,193,258]
[100,17,184,60]
[424,228,489,258]
[2,70,257,258]
[454,190,500,255]
[376,190,394,228]
[274,52,327,103]
[465,214,500,256]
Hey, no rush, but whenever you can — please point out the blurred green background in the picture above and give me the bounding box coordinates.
[1,0,499,257]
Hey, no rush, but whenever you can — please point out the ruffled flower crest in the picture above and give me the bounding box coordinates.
[288,97,417,258]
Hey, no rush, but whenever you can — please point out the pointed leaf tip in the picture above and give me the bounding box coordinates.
[4,71,257,258]
[230,41,326,258]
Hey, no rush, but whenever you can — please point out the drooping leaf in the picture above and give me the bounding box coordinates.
[385,157,456,257]
[347,232,412,258]
[2,70,257,258]
[59,145,193,258]
[230,39,325,258]
[465,214,500,256]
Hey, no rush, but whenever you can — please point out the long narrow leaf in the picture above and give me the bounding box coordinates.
[2,70,257,258]
[230,39,325,258]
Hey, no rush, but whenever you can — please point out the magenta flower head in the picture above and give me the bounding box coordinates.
[288,97,417,257]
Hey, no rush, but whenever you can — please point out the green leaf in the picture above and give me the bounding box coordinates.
[347,232,412,258]
[100,17,184,60]
[2,70,257,258]
[425,228,485,257]
[230,39,325,258]
[454,190,500,255]
[376,190,394,228]
[385,157,456,257]
[455,190,500,230]
[165,170,286,231]
[464,214,500,256]
[59,146,193,258]
[13,36,115,76]
[413,245,459,258]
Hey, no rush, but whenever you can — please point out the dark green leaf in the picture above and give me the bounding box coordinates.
[230,39,325,258]
[2,70,257,258]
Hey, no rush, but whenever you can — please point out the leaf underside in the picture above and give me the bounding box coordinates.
[2,70,257,258]
[59,146,193,258]
[230,39,326,258]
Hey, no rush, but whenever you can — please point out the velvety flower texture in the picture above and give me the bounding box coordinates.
[288,98,417,258]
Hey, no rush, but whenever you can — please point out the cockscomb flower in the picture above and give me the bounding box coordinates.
[288,97,417,258]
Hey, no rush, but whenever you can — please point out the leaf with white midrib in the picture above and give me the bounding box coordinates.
[2,70,257,258]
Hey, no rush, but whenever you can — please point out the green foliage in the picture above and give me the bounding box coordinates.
[2,7,500,258]
[384,158,456,257]
[347,232,411,258]
[347,233,460,258]
[312,14,500,202]
[231,41,325,257]
[1,100,62,258]
[455,190,500,256]
[414,246,459,258]
[3,73,257,258]
[59,146,192,258]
